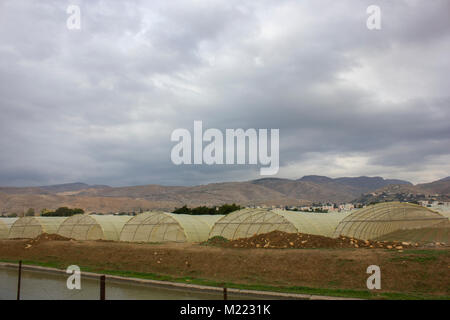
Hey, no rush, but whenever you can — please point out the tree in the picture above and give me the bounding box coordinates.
[173,205,191,215]
[25,208,35,216]
[217,203,241,215]
[41,207,84,217]
[173,204,242,215]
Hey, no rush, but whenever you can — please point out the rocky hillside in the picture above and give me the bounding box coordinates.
[417,177,450,195]
[353,178,450,204]
[251,176,412,203]
[1,176,448,215]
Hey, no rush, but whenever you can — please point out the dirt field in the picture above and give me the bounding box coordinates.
[208,231,422,249]
[0,237,448,299]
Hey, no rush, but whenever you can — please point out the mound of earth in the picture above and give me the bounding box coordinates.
[24,233,72,248]
[202,236,230,246]
[217,231,423,249]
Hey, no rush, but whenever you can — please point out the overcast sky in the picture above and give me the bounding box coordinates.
[0,0,449,187]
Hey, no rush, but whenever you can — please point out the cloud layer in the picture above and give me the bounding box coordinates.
[0,0,449,186]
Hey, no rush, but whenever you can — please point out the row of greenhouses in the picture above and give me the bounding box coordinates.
[0,202,448,242]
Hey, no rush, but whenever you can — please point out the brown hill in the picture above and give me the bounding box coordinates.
[353,180,450,204]
[371,184,430,195]
[417,177,450,195]
[1,176,448,215]
[0,192,178,215]
[78,181,308,207]
[251,178,359,203]
[366,178,450,198]
[0,182,307,215]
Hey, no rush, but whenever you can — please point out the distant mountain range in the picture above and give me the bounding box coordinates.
[0,183,109,195]
[251,175,412,203]
[0,176,448,214]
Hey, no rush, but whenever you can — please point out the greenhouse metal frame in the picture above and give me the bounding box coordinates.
[373,219,449,243]
[57,214,132,241]
[0,218,18,239]
[8,217,66,239]
[120,212,223,242]
[209,208,351,240]
[333,202,448,240]
[439,211,450,219]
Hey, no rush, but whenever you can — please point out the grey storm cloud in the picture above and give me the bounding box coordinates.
[0,0,449,187]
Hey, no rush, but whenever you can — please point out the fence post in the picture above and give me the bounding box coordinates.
[17,260,22,300]
[223,287,227,300]
[100,275,106,300]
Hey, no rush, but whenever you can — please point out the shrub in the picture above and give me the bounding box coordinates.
[173,203,242,215]
[41,207,84,217]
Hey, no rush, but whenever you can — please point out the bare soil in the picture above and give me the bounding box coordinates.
[22,233,72,244]
[0,236,448,297]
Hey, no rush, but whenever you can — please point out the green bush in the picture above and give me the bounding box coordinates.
[41,207,84,217]
[202,235,230,246]
[173,203,242,215]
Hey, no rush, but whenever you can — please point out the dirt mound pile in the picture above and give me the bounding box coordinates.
[219,231,419,249]
[202,236,230,246]
[24,233,72,249]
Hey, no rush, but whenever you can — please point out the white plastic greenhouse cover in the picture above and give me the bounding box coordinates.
[57,214,132,240]
[8,217,67,239]
[439,211,450,219]
[333,202,448,240]
[0,218,18,239]
[120,212,224,242]
[372,219,450,243]
[209,208,351,240]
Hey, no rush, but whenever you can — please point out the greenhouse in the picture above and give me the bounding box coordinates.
[0,218,18,239]
[439,211,450,219]
[333,202,448,240]
[9,217,66,239]
[209,208,351,240]
[373,219,449,243]
[57,214,132,241]
[120,212,223,242]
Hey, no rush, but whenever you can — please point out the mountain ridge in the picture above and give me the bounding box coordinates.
[0,176,448,214]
